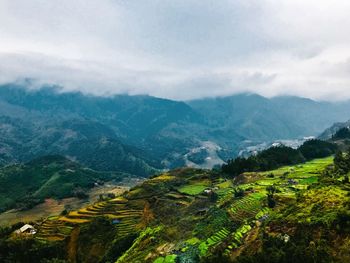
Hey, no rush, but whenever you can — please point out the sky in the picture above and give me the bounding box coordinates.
[1,0,350,101]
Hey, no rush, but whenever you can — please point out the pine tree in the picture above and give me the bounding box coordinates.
[334,151,347,174]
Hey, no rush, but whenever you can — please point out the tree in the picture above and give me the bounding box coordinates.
[266,186,277,208]
[267,186,277,195]
[332,127,350,140]
[299,139,337,160]
[233,187,245,198]
[344,147,350,168]
[334,151,347,174]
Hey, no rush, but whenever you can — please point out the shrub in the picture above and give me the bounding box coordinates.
[233,188,245,198]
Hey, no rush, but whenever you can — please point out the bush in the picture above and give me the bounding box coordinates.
[267,195,276,208]
[74,189,88,199]
[233,188,245,198]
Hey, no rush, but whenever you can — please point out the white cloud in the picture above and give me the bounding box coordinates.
[0,0,350,100]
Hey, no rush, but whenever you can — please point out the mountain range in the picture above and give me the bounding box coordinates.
[1,84,350,263]
[1,83,350,175]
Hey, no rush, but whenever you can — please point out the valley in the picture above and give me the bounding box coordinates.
[0,85,350,262]
[1,155,349,262]
[1,84,350,171]
[2,2,350,262]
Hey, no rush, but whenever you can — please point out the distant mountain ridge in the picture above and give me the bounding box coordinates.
[1,83,350,173]
[188,93,350,140]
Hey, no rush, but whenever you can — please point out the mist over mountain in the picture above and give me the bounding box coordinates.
[188,94,350,140]
[2,2,350,262]
[1,84,350,173]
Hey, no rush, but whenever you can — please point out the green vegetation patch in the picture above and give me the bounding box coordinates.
[198,228,230,256]
[177,184,208,196]
[215,180,233,189]
[229,195,262,222]
[298,176,318,185]
[153,254,177,263]
[282,185,349,225]
[225,224,252,253]
[261,157,333,176]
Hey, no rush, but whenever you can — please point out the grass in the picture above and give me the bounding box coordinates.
[298,176,318,184]
[283,185,349,225]
[198,228,230,256]
[177,184,208,196]
[185,237,200,245]
[150,174,175,181]
[153,255,177,263]
[215,180,233,189]
[261,157,333,177]
[225,224,252,252]
[229,195,262,222]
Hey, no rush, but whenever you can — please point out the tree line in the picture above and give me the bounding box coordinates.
[222,139,337,177]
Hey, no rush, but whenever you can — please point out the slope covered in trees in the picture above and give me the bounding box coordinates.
[2,84,350,170]
[0,117,157,176]
[222,139,337,177]
[0,155,126,212]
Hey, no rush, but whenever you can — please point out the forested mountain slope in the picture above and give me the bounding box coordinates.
[0,155,127,212]
[2,84,350,171]
[0,116,156,176]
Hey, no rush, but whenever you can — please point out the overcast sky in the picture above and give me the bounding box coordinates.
[1,0,350,100]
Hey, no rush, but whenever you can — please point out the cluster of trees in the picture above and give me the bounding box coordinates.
[333,148,350,183]
[332,127,350,140]
[222,140,337,177]
[234,226,334,263]
[298,139,338,160]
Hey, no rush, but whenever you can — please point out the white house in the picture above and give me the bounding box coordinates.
[16,224,37,235]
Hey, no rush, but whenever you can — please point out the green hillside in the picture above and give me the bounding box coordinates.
[0,116,157,176]
[1,155,349,262]
[0,155,128,212]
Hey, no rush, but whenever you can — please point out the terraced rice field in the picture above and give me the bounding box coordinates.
[31,157,334,260]
[32,183,204,244]
[177,184,208,196]
[34,197,144,241]
[229,195,262,222]
[224,224,252,253]
[260,157,333,178]
[36,218,74,241]
[206,228,230,246]
[198,228,230,256]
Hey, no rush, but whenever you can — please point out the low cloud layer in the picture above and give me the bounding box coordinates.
[1,0,350,100]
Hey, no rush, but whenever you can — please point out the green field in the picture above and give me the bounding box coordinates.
[2,156,349,263]
[177,184,208,195]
